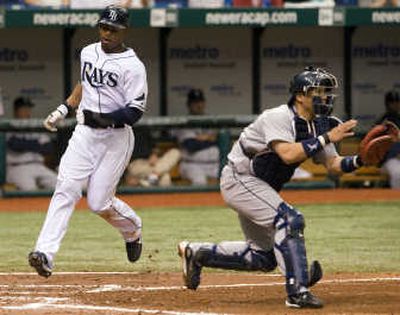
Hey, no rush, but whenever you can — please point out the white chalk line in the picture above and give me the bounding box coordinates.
[2,302,226,315]
[1,277,399,314]
[0,271,140,276]
[1,276,399,293]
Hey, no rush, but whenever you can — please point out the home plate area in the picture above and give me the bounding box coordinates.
[1,272,399,314]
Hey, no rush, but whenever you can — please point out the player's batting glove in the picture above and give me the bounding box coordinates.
[43,104,70,132]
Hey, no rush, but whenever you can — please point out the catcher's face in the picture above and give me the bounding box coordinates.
[99,24,127,53]
[307,87,336,117]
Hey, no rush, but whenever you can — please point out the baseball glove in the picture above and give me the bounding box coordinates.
[359,121,400,166]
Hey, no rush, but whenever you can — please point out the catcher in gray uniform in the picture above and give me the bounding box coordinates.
[178,66,364,308]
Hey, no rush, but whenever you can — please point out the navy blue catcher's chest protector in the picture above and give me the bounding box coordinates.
[251,114,340,192]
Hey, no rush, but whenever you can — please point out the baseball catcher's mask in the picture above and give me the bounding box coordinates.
[98,5,129,29]
[290,66,338,116]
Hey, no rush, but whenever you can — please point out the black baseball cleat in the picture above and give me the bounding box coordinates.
[126,237,142,262]
[177,241,202,290]
[286,291,324,309]
[28,251,52,278]
[309,260,323,287]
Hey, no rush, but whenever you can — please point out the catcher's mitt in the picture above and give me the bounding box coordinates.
[359,121,400,166]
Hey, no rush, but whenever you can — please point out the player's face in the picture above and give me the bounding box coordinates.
[99,24,127,53]
[296,87,332,118]
[14,106,32,119]
[188,100,206,115]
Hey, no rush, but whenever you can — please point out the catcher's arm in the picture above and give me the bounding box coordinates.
[325,120,400,173]
[43,83,82,132]
[324,155,363,175]
[272,119,357,165]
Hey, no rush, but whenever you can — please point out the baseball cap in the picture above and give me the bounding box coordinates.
[13,97,34,110]
[98,5,129,29]
[385,90,400,106]
[187,88,205,104]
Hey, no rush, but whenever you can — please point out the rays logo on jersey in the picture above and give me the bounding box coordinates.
[82,61,119,88]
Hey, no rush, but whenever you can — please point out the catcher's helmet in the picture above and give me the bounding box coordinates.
[98,5,129,29]
[289,66,338,116]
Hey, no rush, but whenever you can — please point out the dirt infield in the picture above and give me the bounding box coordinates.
[1,188,400,212]
[1,189,399,314]
[1,272,399,314]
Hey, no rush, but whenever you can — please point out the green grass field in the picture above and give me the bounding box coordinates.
[1,201,399,273]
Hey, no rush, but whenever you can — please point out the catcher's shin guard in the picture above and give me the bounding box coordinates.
[274,202,310,296]
[195,242,277,272]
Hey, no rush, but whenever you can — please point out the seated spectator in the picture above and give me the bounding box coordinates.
[358,0,398,7]
[335,0,357,6]
[375,90,400,189]
[69,0,149,9]
[6,97,58,191]
[284,0,335,8]
[173,89,220,186]
[125,147,181,187]
[0,0,24,8]
[188,0,224,7]
[24,0,68,8]
[227,0,281,7]
[153,0,187,7]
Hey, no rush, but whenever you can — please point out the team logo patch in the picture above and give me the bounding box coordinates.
[82,61,119,88]
[109,9,118,21]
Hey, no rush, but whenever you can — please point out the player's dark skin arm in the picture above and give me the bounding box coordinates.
[65,83,82,108]
[272,119,358,165]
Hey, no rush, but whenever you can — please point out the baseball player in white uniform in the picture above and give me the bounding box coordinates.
[178,67,365,308]
[28,5,147,277]
[174,89,220,186]
[6,97,57,191]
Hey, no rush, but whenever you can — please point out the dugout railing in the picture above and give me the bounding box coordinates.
[0,115,345,197]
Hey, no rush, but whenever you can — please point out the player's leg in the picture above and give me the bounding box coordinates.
[154,148,181,176]
[204,160,219,182]
[273,202,323,308]
[178,165,279,289]
[87,127,142,262]
[30,126,91,276]
[178,215,277,290]
[179,162,207,185]
[195,164,321,307]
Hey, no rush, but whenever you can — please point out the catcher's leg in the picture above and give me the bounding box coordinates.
[274,202,323,308]
[178,241,277,290]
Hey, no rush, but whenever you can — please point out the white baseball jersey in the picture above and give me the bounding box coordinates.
[34,42,147,264]
[80,42,147,114]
